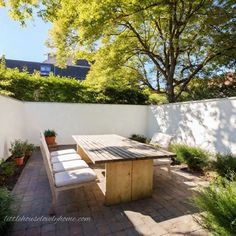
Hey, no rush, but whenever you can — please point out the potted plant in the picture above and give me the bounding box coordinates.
[44,129,57,145]
[9,140,25,166]
[23,141,35,159]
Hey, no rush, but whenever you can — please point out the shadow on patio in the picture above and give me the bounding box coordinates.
[10,146,209,236]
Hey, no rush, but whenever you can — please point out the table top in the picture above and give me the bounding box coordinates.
[72,134,176,164]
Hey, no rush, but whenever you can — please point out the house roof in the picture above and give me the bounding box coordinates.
[4,59,90,80]
[43,55,90,68]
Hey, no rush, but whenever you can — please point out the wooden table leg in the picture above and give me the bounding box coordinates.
[105,161,132,205]
[105,159,153,205]
[76,144,93,163]
[131,159,153,201]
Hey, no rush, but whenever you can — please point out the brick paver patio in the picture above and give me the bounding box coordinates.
[10,147,210,236]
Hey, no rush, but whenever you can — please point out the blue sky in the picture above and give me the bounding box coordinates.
[0,8,51,62]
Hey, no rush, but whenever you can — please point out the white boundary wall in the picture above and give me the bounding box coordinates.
[0,95,26,160]
[0,95,147,160]
[24,102,147,145]
[147,97,236,154]
[1,94,236,160]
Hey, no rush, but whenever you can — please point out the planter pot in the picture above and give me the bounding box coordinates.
[45,136,56,145]
[15,156,24,166]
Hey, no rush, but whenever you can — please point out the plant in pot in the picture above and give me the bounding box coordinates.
[44,129,57,145]
[23,141,35,159]
[9,140,25,166]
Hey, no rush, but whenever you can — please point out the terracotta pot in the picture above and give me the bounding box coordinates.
[15,156,24,166]
[45,136,56,145]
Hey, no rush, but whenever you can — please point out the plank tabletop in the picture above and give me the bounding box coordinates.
[72,134,176,164]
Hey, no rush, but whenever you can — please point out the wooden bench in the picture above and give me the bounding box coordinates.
[150,132,174,178]
[39,135,97,214]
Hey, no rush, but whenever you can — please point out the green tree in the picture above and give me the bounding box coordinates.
[3,0,236,102]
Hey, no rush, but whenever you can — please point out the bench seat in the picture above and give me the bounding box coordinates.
[51,149,76,157]
[154,158,172,165]
[51,153,81,163]
[52,160,89,173]
[55,168,97,187]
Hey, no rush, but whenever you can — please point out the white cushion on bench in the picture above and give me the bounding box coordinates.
[50,149,76,157]
[150,132,173,149]
[154,158,172,166]
[55,168,97,187]
[52,160,89,173]
[51,153,81,164]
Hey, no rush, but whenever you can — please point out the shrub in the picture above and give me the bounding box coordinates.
[170,144,209,171]
[44,129,57,137]
[214,153,236,179]
[0,187,14,235]
[23,141,35,158]
[0,161,16,177]
[9,140,26,158]
[130,134,150,144]
[0,67,150,104]
[193,177,236,235]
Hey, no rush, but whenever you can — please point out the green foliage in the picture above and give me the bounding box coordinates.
[180,75,236,102]
[0,161,16,177]
[193,177,236,235]
[147,92,168,105]
[0,67,88,103]
[23,140,35,157]
[170,144,209,171]
[9,140,25,158]
[0,187,14,235]
[44,129,57,137]
[213,153,236,180]
[0,67,150,104]
[4,0,236,102]
[130,134,150,144]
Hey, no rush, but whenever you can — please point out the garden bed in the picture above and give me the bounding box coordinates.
[0,156,31,191]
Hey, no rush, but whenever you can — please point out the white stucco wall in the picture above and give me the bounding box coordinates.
[0,95,25,161]
[147,97,236,154]
[1,94,236,161]
[24,102,148,145]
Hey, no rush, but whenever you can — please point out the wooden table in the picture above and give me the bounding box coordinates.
[72,134,175,205]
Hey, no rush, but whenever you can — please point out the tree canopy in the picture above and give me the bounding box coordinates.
[2,0,236,102]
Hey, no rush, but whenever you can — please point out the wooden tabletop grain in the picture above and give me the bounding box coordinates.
[72,134,176,164]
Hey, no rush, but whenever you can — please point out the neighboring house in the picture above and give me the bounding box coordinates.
[4,55,90,80]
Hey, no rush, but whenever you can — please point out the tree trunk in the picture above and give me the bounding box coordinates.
[166,81,175,103]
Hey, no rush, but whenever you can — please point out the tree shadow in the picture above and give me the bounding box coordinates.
[148,98,236,154]
[10,148,207,235]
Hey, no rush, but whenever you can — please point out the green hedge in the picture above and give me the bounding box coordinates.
[0,66,149,104]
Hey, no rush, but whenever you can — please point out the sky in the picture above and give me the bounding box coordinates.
[0,8,51,62]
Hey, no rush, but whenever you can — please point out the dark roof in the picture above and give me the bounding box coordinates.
[4,59,90,80]
[55,65,90,79]
[75,59,90,67]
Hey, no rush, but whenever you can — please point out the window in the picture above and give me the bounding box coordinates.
[40,65,51,75]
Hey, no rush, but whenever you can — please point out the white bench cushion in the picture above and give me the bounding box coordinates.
[51,153,81,164]
[154,158,172,166]
[150,132,173,149]
[52,160,89,173]
[50,149,76,157]
[55,168,97,187]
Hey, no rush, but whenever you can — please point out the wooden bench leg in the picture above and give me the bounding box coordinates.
[167,164,172,178]
[50,190,58,215]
